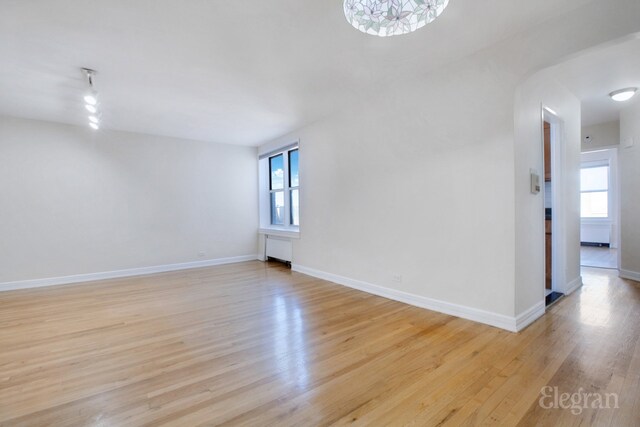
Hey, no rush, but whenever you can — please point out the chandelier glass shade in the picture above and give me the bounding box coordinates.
[343,0,449,37]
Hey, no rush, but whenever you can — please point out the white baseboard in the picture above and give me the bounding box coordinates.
[0,254,259,292]
[565,276,584,295]
[292,264,522,332]
[620,269,640,282]
[515,301,546,331]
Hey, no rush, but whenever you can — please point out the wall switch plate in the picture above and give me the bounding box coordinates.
[622,137,634,148]
[530,169,541,194]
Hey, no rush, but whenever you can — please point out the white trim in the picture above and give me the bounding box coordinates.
[582,144,621,153]
[292,264,521,332]
[620,269,640,282]
[0,254,259,292]
[515,301,546,332]
[258,140,299,160]
[564,276,583,295]
[259,228,300,239]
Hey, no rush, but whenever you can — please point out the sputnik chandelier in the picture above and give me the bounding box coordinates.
[343,0,449,37]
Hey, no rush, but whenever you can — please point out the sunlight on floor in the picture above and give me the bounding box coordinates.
[580,246,617,269]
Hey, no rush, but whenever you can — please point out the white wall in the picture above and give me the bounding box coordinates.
[582,121,620,152]
[0,116,258,283]
[619,100,640,278]
[259,1,640,326]
[290,54,518,317]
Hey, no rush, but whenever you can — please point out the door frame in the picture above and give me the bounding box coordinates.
[542,106,567,295]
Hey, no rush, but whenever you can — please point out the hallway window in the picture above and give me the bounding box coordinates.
[580,165,609,218]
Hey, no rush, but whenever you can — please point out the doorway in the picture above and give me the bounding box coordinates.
[543,109,565,307]
[579,148,619,269]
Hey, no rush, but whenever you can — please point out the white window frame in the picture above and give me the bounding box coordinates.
[258,143,300,236]
[288,149,300,227]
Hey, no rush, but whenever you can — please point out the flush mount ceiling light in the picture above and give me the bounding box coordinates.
[343,0,449,37]
[82,68,102,130]
[609,87,637,102]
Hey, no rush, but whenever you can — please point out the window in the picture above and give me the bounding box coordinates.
[580,165,609,218]
[262,144,299,230]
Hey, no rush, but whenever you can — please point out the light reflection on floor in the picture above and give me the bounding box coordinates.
[578,268,614,328]
[273,295,309,389]
[580,246,618,269]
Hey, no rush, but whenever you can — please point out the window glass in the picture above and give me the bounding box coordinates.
[270,154,284,190]
[271,192,285,225]
[289,149,299,188]
[581,166,608,192]
[581,192,608,218]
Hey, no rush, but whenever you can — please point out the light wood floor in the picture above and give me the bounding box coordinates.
[0,262,639,426]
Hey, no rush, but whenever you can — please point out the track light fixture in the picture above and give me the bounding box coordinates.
[82,68,101,130]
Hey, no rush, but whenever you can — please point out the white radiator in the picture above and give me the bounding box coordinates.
[581,223,611,244]
[265,236,293,262]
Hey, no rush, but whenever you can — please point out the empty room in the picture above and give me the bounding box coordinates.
[1,1,640,425]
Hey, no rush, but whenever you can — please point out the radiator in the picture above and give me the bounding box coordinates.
[581,223,611,244]
[265,236,293,262]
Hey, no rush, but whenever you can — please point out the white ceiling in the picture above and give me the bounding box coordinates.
[548,36,640,127]
[0,0,596,146]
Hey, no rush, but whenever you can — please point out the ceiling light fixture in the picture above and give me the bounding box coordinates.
[609,88,637,102]
[343,0,449,37]
[82,68,103,130]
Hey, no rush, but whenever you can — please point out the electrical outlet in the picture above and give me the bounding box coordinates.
[198,251,206,258]
[392,274,403,283]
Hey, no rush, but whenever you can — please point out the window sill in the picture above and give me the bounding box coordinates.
[259,227,300,239]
